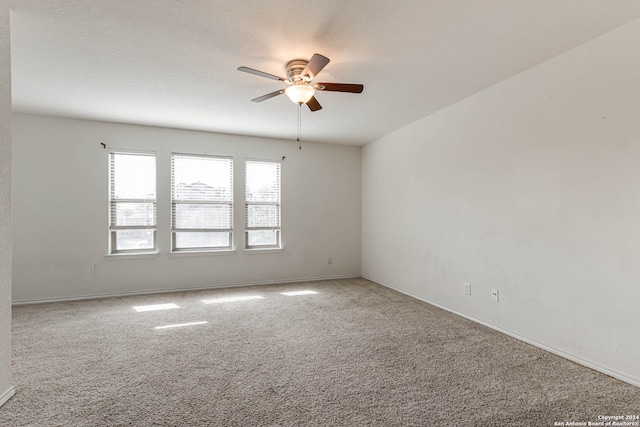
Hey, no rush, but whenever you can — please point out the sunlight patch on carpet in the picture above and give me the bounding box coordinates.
[155,321,208,330]
[280,290,318,296]
[201,295,265,304]
[133,303,180,312]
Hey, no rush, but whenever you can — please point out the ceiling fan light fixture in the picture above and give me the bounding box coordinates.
[285,84,315,104]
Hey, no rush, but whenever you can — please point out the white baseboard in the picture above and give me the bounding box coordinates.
[12,274,362,305]
[363,274,640,389]
[0,385,15,407]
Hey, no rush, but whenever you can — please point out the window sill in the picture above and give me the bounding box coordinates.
[243,247,284,254]
[169,249,236,257]
[105,252,159,260]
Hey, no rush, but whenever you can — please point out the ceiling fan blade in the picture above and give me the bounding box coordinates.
[238,66,287,82]
[251,89,285,102]
[306,96,322,112]
[302,54,330,80]
[315,83,364,93]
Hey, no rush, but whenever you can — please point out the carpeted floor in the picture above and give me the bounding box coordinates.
[0,278,638,426]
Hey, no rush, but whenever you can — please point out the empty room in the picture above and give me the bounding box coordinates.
[1,1,639,426]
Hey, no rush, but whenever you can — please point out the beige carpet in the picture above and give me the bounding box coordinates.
[0,278,638,426]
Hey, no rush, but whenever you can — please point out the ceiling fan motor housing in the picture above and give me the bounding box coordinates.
[286,59,311,82]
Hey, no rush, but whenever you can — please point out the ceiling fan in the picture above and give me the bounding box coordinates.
[238,53,364,112]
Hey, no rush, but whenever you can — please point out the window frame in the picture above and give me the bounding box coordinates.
[171,153,234,253]
[244,159,282,250]
[108,150,158,255]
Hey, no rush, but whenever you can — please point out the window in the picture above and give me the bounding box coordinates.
[245,160,281,249]
[109,152,157,253]
[171,154,233,251]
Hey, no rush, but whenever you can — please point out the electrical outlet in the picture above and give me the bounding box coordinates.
[491,288,499,302]
[328,257,333,265]
[464,283,471,296]
[91,263,99,273]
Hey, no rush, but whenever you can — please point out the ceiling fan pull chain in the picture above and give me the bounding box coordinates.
[297,103,302,149]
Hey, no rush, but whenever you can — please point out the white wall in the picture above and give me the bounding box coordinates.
[0,0,14,406]
[12,114,361,302]
[362,18,640,386]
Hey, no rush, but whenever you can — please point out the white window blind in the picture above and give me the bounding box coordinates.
[171,154,233,251]
[109,152,157,253]
[245,160,281,249]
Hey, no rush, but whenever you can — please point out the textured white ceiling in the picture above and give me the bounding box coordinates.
[9,0,640,145]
